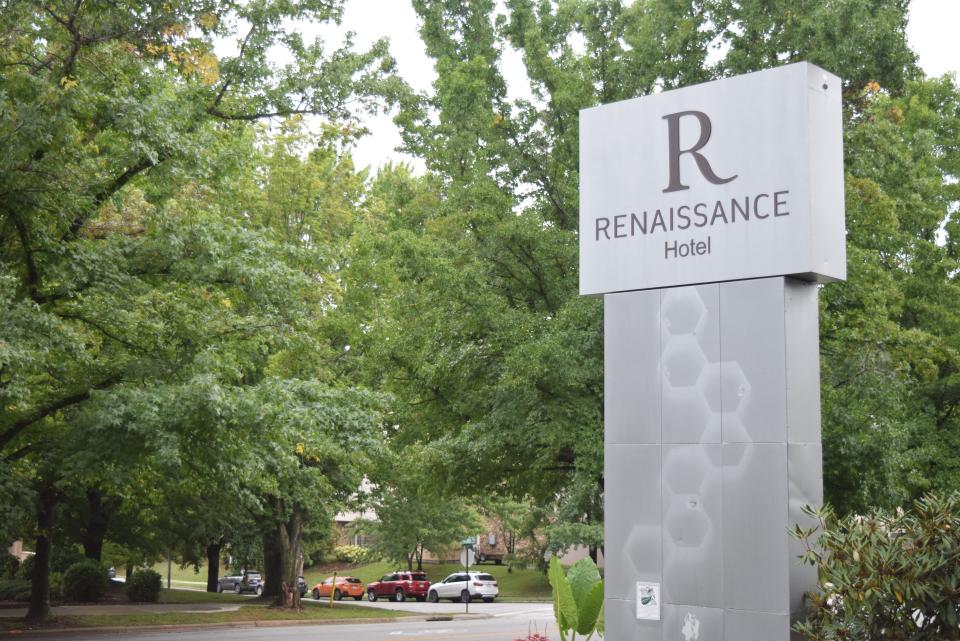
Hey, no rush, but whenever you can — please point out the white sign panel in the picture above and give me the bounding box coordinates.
[579,62,846,295]
[636,581,661,621]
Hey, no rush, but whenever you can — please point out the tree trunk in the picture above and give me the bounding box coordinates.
[277,506,304,609]
[589,545,598,564]
[406,551,413,571]
[26,485,58,620]
[205,540,222,592]
[125,563,134,583]
[262,528,283,600]
[416,544,424,571]
[81,489,112,561]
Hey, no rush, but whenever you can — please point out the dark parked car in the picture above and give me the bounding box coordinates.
[366,571,430,602]
[218,570,263,595]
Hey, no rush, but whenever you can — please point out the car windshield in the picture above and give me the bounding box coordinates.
[247,573,261,578]
[346,578,361,584]
[476,574,495,581]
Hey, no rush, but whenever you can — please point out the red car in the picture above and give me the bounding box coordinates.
[366,571,431,602]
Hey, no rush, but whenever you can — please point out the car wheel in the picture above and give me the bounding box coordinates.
[234,583,242,594]
[394,588,406,602]
[334,589,342,601]
[256,585,263,596]
[483,597,494,603]
[461,590,471,604]
[367,589,378,602]
[427,590,439,603]
[313,588,320,600]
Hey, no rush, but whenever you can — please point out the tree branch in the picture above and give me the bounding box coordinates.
[11,213,41,302]
[43,0,84,79]
[3,441,39,463]
[0,377,117,450]
[206,107,326,122]
[208,25,256,111]
[63,156,157,240]
[55,312,149,354]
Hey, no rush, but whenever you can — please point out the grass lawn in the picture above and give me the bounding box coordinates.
[155,588,248,604]
[0,602,407,632]
[144,562,209,587]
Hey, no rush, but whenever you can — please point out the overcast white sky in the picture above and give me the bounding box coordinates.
[312,0,960,172]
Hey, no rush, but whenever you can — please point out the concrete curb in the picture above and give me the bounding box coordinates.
[0,613,493,638]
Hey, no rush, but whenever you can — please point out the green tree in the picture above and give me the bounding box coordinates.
[360,445,481,571]
[820,75,960,514]
[0,0,399,615]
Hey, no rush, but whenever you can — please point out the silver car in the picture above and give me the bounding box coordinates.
[427,571,498,603]
[217,570,263,595]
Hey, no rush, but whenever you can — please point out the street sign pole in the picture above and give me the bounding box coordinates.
[461,537,474,614]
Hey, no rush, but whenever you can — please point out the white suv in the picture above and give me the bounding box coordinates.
[427,571,499,603]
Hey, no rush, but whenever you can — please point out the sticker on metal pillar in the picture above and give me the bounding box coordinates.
[636,582,660,620]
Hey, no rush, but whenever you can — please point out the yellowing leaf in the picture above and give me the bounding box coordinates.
[197,52,220,85]
[197,12,219,29]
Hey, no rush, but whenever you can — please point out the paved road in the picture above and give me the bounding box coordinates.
[301,597,552,618]
[7,601,558,641]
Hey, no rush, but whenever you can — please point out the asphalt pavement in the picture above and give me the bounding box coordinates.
[0,599,558,640]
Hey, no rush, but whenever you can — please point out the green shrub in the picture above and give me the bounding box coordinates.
[1,555,19,579]
[51,546,86,574]
[0,578,31,600]
[793,493,960,640]
[333,545,370,565]
[49,571,64,599]
[15,555,34,581]
[126,568,162,602]
[62,559,108,602]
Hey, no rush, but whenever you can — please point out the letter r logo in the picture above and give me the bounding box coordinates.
[662,111,737,193]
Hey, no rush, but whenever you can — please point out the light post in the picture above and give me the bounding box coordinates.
[461,537,474,614]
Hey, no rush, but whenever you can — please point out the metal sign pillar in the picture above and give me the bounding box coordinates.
[603,277,822,640]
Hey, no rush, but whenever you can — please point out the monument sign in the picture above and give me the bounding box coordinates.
[581,63,845,641]
[580,62,844,295]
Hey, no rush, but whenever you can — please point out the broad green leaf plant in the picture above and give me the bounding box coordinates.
[548,556,604,641]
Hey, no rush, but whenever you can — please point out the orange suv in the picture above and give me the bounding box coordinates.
[366,571,431,602]
[311,576,365,601]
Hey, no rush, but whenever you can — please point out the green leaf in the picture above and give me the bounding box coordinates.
[575,580,604,636]
[567,556,601,606]
[548,556,577,634]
